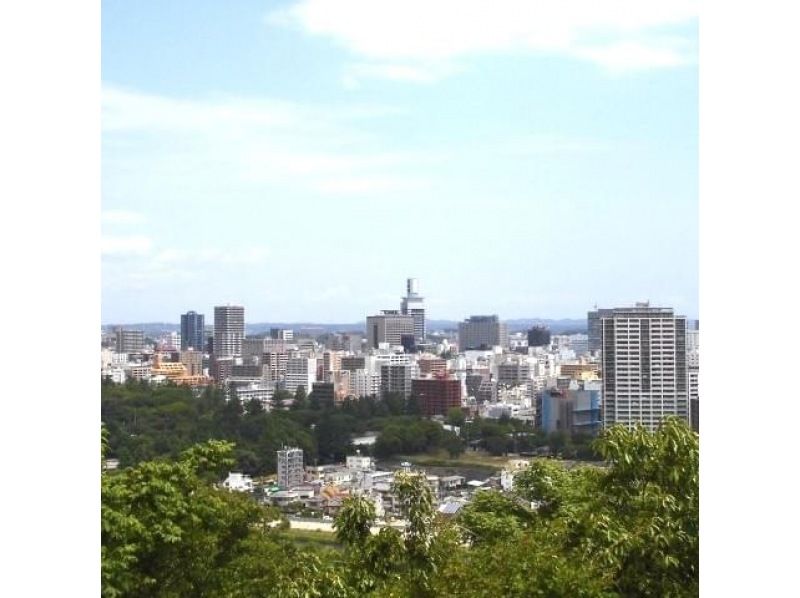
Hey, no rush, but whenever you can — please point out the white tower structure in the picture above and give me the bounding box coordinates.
[400,277,426,343]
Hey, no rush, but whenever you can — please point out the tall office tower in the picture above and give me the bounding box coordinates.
[400,277,426,342]
[213,305,245,358]
[180,311,205,351]
[599,303,689,432]
[458,315,508,350]
[115,328,144,353]
[366,311,415,349]
[276,447,304,489]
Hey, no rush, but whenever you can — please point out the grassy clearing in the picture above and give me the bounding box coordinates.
[397,450,509,470]
[279,528,342,550]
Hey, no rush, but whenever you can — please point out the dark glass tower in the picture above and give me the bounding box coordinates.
[180,311,205,351]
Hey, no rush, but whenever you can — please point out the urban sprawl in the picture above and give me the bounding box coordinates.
[101,278,699,528]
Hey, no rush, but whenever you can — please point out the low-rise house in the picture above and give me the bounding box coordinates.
[223,472,254,492]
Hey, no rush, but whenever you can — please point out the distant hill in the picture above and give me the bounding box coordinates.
[103,318,587,336]
[427,319,586,333]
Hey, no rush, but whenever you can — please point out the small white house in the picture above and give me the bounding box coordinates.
[222,472,254,492]
[346,454,375,471]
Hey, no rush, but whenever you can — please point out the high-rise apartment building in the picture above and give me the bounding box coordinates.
[285,356,317,394]
[400,278,426,342]
[180,311,205,351]
[367,311,415,349]
[458,315,508,350]
[587,308,613,354]
[276,447,304,489]
[115,328,144,353]
[213,305,245,358]
[688,346,699,432]
[599,304,689,432]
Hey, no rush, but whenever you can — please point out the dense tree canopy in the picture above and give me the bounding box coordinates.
[102,380,601,475]
[103,418,699,597]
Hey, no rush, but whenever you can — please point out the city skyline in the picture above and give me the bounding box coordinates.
[101,292,696,327]
[102,1,698,323]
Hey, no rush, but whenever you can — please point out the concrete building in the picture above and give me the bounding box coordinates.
[180,311,205,351]
[587,308,613,354]
[380,363,412,398]
[458,315,508,350]
[496,357,531,387]
[540,383,602,436]
[285,356,317,394]
[222,472,254,492]
[115,328,144,353]
[341,356,366,371]
[599,303,689,431]
[400,277,426,342]
[350,368,380,398]
[527,325,551,348]
[412,376,462,417]
[418,357,447,376]
[277,447,304,490]
[345,453,375,471]
[242,337,268,362]
[180,348,204,376]
[559,362,600,380]
[210,356,235,383]
[568,334,589,356]
[270,328,294,341]
[689,351,699,432]
[214,305,245,358]
[311,382,335,406]
[322,351,343,381]
[264,351,289,382]
[367,311,415,349]
[103,367,127,384]
[235,382,275,409]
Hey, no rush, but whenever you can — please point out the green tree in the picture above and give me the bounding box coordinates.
[272,388,292,411]
[458,490,533,545]
[442,431,465,459]
[446,407,465,428]
[102,440,272,597]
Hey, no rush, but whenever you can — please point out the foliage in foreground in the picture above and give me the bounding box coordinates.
[102,418,698,597]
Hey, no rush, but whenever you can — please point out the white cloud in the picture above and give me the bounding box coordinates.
[343,62,456,86]
[103,243,271,291]
[480,134,613,156]
[101,235,153,256]
[101,210,146,225]
[269,0,698,83]
[152,245,271,266]
[575,40,691,72]
[103,85,427,196]
[103,85,615,205]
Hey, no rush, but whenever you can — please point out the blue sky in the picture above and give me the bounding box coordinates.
[101,0,698,324]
